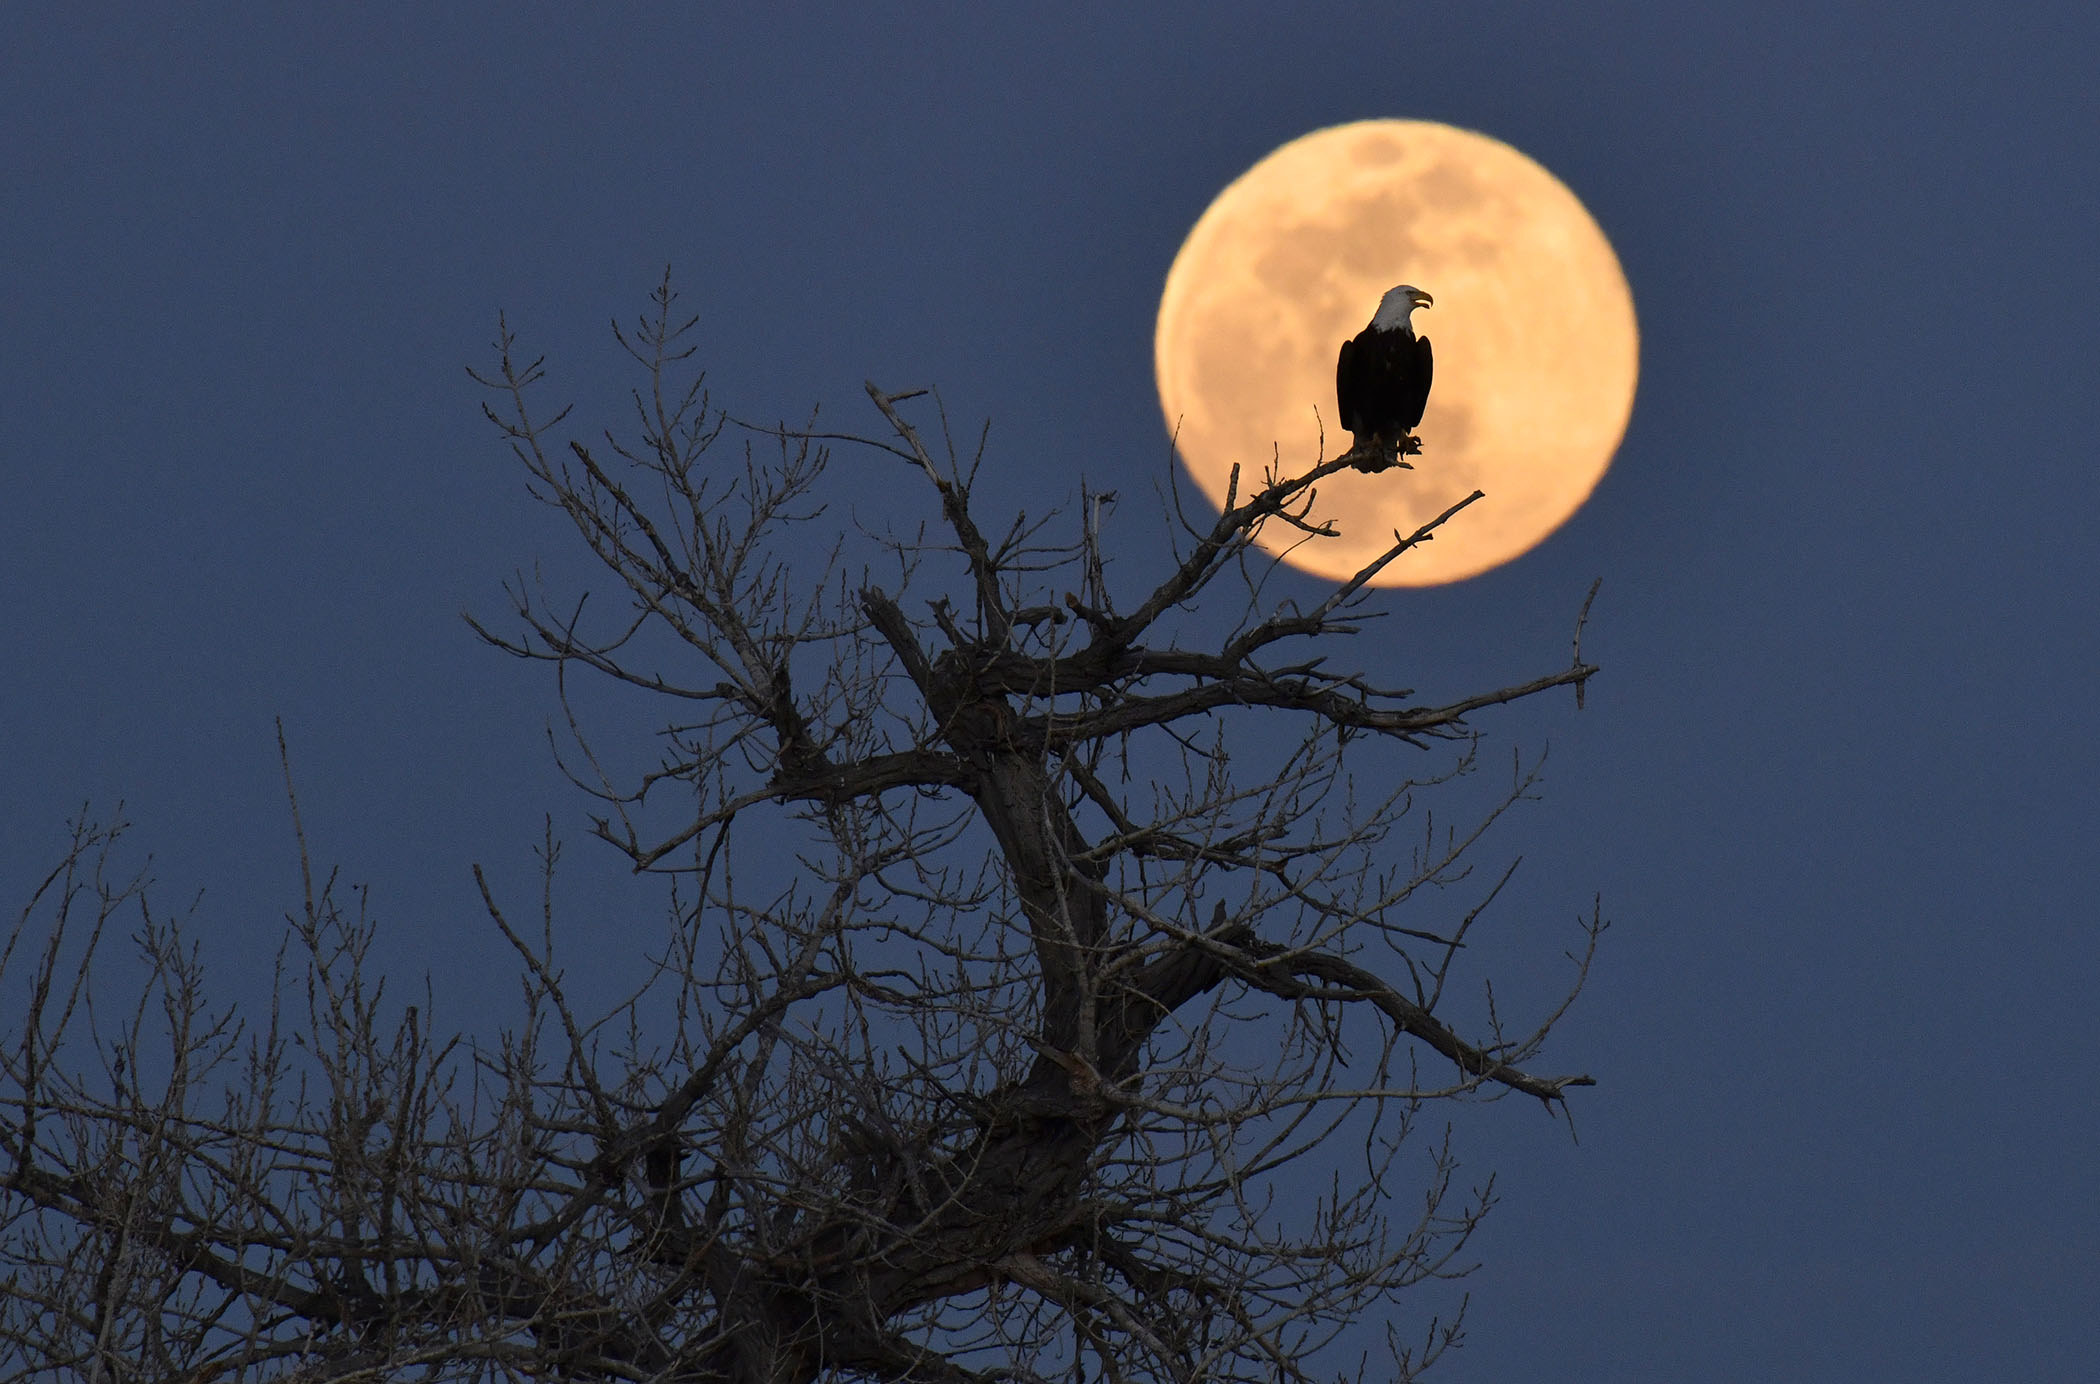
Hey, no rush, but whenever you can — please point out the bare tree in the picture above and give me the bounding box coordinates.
[2,277,1605,1383]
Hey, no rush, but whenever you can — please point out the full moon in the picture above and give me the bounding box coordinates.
[1154,120,1638,586]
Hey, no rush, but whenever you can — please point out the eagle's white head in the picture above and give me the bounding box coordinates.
[1370,284,1433,333]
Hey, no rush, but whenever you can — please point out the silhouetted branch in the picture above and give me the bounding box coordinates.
[2,277,1607,1384]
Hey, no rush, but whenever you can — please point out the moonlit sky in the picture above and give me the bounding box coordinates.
[5,6,2096,1380]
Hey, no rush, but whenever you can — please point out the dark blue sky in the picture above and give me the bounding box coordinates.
[5,5,2096,1379]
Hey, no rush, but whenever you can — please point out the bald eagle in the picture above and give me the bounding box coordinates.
[1336,284,1433,470]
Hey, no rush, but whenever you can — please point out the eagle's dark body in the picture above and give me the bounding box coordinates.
[1336,285,1434,462]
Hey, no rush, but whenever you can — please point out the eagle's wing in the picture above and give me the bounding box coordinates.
[1336,334,1362,435]
[1409,334,1434,428]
